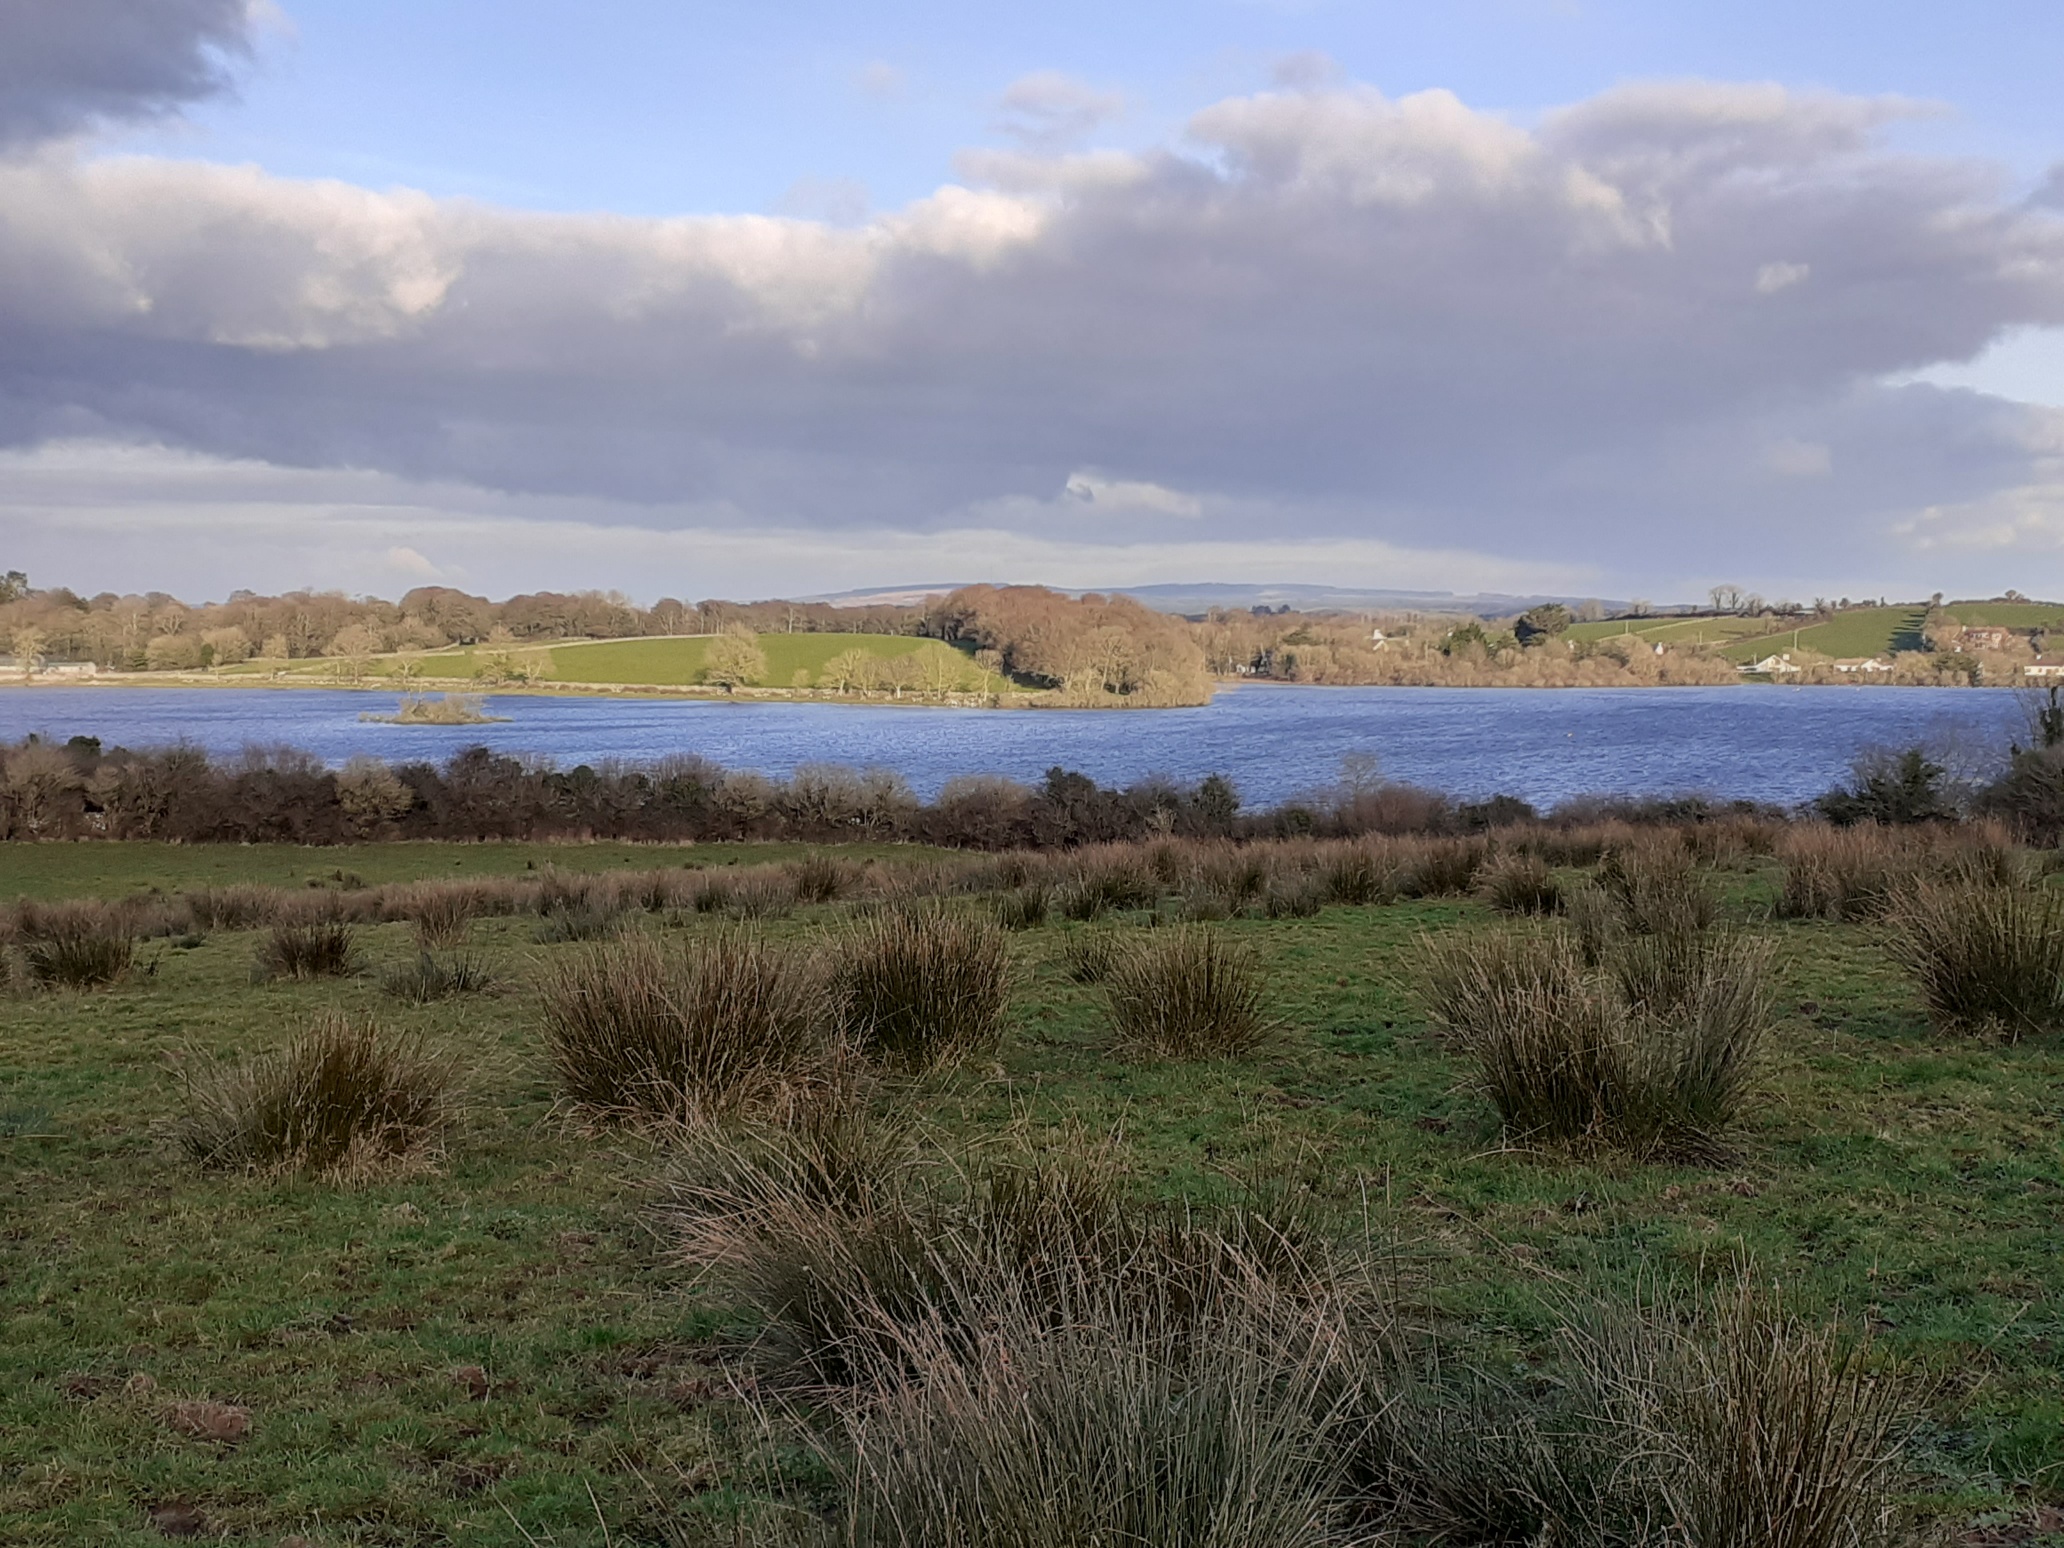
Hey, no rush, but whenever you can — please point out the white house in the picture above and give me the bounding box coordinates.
[1831,657,1894,675]
[2025,662,2064,679]
[1741,653,1801,675]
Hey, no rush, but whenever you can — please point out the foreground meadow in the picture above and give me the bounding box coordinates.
[3,833,2061,1545]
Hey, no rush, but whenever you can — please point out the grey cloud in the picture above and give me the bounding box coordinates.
[995,70,1126,150]
[2,78,2064,596]
[0,0,258,149]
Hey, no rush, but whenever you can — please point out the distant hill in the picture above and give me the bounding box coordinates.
[810,581,1634,618]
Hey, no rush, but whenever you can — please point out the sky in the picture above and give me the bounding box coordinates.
[3,0,2064,606]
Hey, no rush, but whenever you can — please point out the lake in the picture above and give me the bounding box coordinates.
[0,684,2030,810]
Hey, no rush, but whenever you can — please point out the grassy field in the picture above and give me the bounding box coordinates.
[1946,601,2064,631]
[5,840,2062,1543]
[222,633,1008,693]
[1569,606,1934,663]
[1565,614,1783,648]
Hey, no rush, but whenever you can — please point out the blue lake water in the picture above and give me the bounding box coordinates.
[0,684,2029,810]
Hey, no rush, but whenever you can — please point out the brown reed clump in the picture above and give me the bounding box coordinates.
[176,1013,455,1176]
[1479,851,1562,916]
[252,921,359,982]
[1421,927,1770,1160]
[831,906,1013,1071]
[1889,879,2064,1040]
[1103,926,1268,1060]
[538,931,829,1117]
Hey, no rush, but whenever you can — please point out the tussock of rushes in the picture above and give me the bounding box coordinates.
[1571,1278,1910,1548]
[1103,926,1268,1060]
[252,921,359,982]
[1891,880,2064,1040]
[1421,928,1770,1159]
[664,1116,1332,1386]
[19,928,135,986]
[1348,1277,1911,1548]
[831,906,1012,1071]
[785,853,852,903]
[402,885,477,948]
[1061,928,1123,984]
[828,1294,1353,1548]
[1480,850,1562,915]
[1395,837,1489,899]
[538,931,828,1117]
[990,884,1049,931]
[1597,842,1719,936]
[725,871,797,919]
[1317,845,1390,906]
[1774,827,1921,921]
[176,1013,454,1175]
[531,900,626,943]
[184,884,276,933]
[380,949,494,1004]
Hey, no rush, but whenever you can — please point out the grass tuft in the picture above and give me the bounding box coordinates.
[252,921,359,982]
[1890,880,2064,1040]
[380,949,495,1004]
[1421,927,1770,1159]
[538,931,828,1118]
[20,923,135,989]
[1103,926,1268,1060]
[1480,850,1563,915]
[176,1013,454,1176]
[831,906,1012,1071]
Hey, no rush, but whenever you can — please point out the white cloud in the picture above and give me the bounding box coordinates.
[3,77,2064,599]
[385,545,440,578]
[1062,472,1202,517]
[1756,261,1810,294]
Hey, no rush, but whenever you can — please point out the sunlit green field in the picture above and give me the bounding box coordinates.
[4,842,2061,1543]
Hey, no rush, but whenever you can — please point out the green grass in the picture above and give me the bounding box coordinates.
[1566,605,1938,663]
[222,633,1010,693]
[3,843,2061,1542]
[1944,601,2064,631]
[0,840,947,902]
[1566,615,1785,647]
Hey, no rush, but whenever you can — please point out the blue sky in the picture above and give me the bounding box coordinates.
[4,0,2064,603]
[128,1,2064,216]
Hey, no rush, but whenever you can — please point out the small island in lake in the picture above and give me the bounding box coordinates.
[359,692,508,725]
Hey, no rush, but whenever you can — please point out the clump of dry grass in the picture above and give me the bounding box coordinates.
[15,902,136,989]
[830,906,1012,1071]
[1889,879,2064,1040]
[538,931,829,1118]
[1774,827,1921,921]
[401,885,477,949]
[380,949,495,1004]
[1103,926,1268,1060]
[532,899,627,943]
[1479,850,1562,916]
[1596,841,1718,936]
[1421,926,1770,1159]
[251,921,359,982]
[176,1014,455,1175]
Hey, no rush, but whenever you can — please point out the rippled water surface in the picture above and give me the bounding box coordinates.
[0,684,2026,809]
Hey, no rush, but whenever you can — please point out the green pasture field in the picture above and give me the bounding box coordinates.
[4,843,2062,1543]
[1944,601,2064,631]
[1567,605,1938,663]
[222,633,1008,693]
[1565,614,1785,647]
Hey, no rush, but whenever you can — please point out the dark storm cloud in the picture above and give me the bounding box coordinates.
[0,0,258,148]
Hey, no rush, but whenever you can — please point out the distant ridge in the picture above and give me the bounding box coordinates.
[806,581,1637,618]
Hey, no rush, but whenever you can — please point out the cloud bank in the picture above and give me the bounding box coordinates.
[3,65,2064,598]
